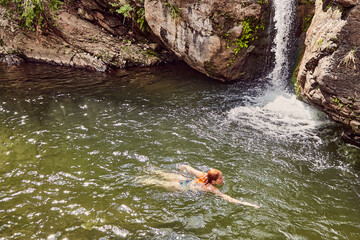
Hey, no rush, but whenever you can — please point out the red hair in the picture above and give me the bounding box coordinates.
[196,169,222,185]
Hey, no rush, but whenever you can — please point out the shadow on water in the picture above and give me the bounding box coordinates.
[0,62,223,97]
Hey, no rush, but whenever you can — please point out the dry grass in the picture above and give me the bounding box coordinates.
[340,48,358,69]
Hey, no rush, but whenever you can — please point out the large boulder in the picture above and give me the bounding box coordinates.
[297,0,360,145]
[144,0,272,81]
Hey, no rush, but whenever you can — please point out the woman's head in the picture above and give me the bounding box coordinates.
[206,169,223,185]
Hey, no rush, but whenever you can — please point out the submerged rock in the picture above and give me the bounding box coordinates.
[341,129,360,148]
[0,54,23,66]
[297,0,360,145]
[144,0,272,81]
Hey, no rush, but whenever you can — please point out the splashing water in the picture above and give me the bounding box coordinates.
[228,91,330,140]
[227,0,328,138]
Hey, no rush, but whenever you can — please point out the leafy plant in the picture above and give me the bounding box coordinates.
[0,0,63,31]
[136,7,146,31]
[116,4,132,18]
[325,3,332,11]
[303,14,313,32]
[317,38,323,46]
[234,18,263,53]
[109,1,133,24]
[226,18,264,66]
[109,1,147,32]
[234,20,252,51]
[165,2,180,19]
[332,97,343,108]
[257,0,268,4]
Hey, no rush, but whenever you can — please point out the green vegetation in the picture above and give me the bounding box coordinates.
[109,2,132,24]
[165,2,180,19]
[324,2,343,17]
[136,7,146,31]
[291,64,301,99]
[109,1,147,32]
[234,19,263,53]
[0,0,63,31]
[290,43,307,99]
[143,49,160,58]
[325,3,333,11]
[303,0,315,5]
[317,38,323,46]
[226,18,264,66]
[333,97,343,108]
[95,50,111,61]
[257,0,268,5]
[303,14,313,32]
[332,97,359,118]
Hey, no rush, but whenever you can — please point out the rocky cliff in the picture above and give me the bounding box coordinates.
[0,0,272,81]
[296,0,360,146]
[145,0,272,81]
[0,0,173,71]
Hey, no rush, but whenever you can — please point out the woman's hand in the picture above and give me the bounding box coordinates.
[179,165,204,178]
[179,165,188,172]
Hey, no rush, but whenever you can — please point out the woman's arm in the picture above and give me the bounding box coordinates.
[179,165,204,178]
[219,193,260,208]
[206,186,260,208]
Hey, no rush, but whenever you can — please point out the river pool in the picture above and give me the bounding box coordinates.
[0,63,359,239]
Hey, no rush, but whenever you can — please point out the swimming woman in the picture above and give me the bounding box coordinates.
[137,165,260,208]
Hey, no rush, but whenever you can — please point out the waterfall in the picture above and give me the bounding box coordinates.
[268,0,296,87]
[227,0,330,139]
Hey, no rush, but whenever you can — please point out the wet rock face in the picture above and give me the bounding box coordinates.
[297,0,360,141]
[144,0,271,81]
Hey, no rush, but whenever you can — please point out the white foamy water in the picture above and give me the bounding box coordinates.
[228,90,330,139]
[227,0,328,138]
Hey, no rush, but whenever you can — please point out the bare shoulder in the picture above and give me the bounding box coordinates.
[204,184,221,194]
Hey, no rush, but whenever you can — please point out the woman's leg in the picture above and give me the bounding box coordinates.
[135,176,182,190]
[149,169,188,181]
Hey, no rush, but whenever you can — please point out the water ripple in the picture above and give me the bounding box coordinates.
[0,63,360,239]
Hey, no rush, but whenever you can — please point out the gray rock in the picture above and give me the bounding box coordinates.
[144,0,271,81]
[2,54,23,66]
[297,0,360,143]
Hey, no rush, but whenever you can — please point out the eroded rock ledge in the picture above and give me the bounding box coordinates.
[0,1,174,71]
[297,0,360,146]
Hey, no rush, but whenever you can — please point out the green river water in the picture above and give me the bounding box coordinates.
[0,63,359,239]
